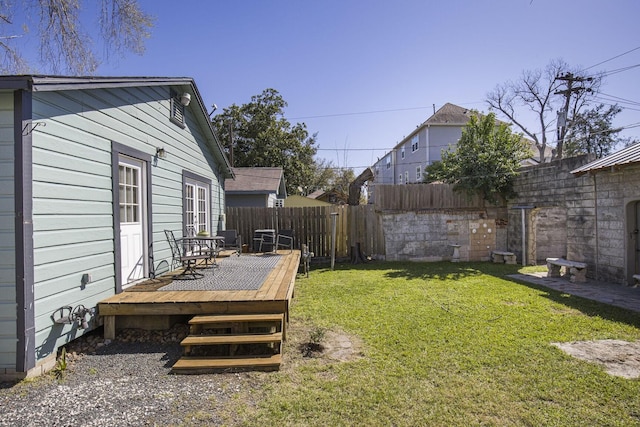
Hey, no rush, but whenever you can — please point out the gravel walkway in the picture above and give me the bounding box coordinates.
[0,326,251,427]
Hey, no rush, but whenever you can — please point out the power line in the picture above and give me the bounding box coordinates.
[582,46,640,72]
[289,106,430,120]
[316,147,393,151]
[594,92,640,107]
[289,101,485,121]
[598,63,640,78]
[590,96,640,112]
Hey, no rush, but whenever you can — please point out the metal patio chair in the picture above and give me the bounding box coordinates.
[217,229,242,256]
[276,229,295,253]
[164,230,208,279]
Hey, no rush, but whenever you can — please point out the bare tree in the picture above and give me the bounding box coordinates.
[0,0,153,75]
[486,59,600,162]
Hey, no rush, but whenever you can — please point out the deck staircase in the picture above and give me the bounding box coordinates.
[172,313,285,373]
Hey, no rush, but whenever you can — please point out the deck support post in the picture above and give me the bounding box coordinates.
[103,315,116,340]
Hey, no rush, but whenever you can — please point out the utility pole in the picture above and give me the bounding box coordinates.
[554,72,593,159]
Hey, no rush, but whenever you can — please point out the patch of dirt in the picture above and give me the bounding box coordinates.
[552,339,640,379]
[282,321,364,369]
[320,330,364,362]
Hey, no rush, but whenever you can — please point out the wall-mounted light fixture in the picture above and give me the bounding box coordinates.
[179,92,191,106]
[156,147,167,159]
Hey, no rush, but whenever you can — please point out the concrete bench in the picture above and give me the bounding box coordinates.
[492,250,516,264]
[546,257,588,283]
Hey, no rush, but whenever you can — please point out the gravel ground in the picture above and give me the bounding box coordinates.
[0,326,250,427]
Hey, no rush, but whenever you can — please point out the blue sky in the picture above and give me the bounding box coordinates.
[76,1,640,172]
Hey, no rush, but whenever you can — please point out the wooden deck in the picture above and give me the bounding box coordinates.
[98,250,301,340]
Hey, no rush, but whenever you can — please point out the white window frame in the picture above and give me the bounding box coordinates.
[184,177,210,235]
[405,171,409,184]
[386,155,391,169]
[411,135,419,152]
[401,145,405,159]
[416,166,422,182]
[398,174,403,185]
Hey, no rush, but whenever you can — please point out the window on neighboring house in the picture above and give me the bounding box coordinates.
[416,166,422,182]
[405,171,409,184]
[170,90,186,128]
[398,174,403,184]
[386,155,391,169]
[411,135,419,152]
[274,199,284,208]
[401,146,405,159]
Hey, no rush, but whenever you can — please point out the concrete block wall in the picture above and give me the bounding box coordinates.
[508,155,594,265]
[509,154,640,284]
[593,163,640,284]
[375,154,640,284]
[381,209,506,262]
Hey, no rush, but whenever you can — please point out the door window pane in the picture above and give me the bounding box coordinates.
[119,164,140,224]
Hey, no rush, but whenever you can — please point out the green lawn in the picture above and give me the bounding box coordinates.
[227,262,640,426]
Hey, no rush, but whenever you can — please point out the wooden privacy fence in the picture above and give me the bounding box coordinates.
[225,205,385,259]
[373,183,491,210]
[225,183,499,260]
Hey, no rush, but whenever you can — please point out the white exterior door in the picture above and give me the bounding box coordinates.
[119,156,147,286]
[185,178,210,235]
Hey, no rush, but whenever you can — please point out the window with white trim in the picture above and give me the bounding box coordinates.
[401,146,405,159]
[398,174,403,184]
[386,155,391,169]
[416,166,422,182]
[184,177,210,234]
[405,171,409,184]
[411,135,419,152]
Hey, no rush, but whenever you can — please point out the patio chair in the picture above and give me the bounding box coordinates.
[189,227,221,267]
[217,229,242,256]
[164,230,208,279]
[276,229,294,253]
[253,229,276,253]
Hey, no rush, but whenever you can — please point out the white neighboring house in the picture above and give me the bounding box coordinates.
[370,102,545,201]
[370,103,472,202]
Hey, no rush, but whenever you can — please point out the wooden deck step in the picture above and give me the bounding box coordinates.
[188,313,285,339]
[189,313,284,325]
[172,354,282,373]
[181,332,282,347]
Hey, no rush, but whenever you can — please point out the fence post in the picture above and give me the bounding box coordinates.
[331,212,339,270]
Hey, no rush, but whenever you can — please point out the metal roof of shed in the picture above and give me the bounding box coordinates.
[571,142,640,175]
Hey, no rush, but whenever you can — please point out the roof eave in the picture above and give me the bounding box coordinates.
[0,75,235,178]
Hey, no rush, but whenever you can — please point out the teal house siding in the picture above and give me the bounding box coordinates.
[0,92,16,373]
[0,76,233,379]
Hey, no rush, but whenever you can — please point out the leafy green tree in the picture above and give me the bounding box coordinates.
[427,112,531,204]
[564,104,624,158]
[302,158,336,195]
[212,88,319,195]
[423,159,446,183]
[328,168,356,195]
[0,0,154,74]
